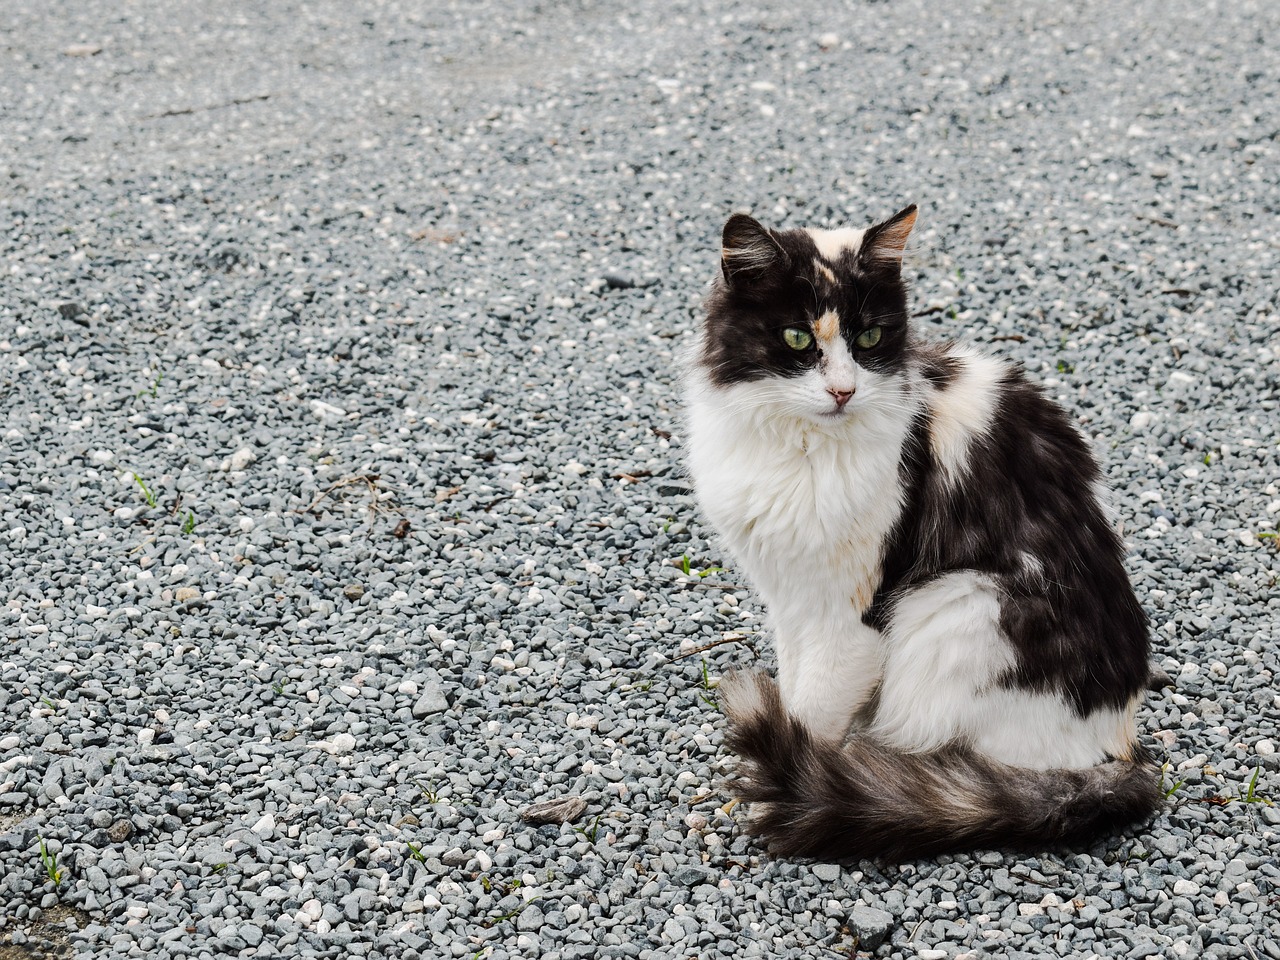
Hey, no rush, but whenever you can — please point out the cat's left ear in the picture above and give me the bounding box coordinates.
[859,204,918,269]
[721,213,789,289]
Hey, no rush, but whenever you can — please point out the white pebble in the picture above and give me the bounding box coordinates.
[321,733,357,755]
[1256,739,1275,756]
[310,399,346,419]
[1172,878,1200,896]
[252,813,276,837]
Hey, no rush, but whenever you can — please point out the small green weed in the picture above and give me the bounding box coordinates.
[38,838,63,885]
[1202,766,1274,807]
[1241,766,1272,805]
[481,875,524,896]
[132,473,159,508]
[676,554,727,578]
[415,779,441,804]
[574,813,604,844]
[698,658,720,711]
[413,779,472,806]
[138,371,164,399]
[481,895,542,929]
[1056,359,1075,374]
[182,510,197,535]
[1160,762,1185,800]
[405,841,427,864]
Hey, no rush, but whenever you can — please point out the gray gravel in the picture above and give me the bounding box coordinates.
[2,1,1279,958]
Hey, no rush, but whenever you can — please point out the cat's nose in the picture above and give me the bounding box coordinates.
[827,387,854,408]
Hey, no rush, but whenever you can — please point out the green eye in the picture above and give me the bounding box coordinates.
[782,327,813,350]
[854,326,882,349]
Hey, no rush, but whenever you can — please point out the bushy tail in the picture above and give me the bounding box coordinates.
[719,671,1161,863]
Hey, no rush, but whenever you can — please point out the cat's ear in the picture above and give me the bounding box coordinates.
[721,214,789,288]
[859,204,918,269]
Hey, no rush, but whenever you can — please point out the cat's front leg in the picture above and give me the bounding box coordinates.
[773,617,883,742]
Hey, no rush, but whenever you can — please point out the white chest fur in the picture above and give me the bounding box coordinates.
[688,403,908,617]
[686,380,914,737]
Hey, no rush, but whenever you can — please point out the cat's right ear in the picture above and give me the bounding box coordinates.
[721,214,788,289]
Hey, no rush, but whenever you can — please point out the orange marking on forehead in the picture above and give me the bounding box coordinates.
[814,259,836,284]
[814,309,841,347]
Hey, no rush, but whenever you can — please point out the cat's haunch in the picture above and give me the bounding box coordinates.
[686,207,1160,862]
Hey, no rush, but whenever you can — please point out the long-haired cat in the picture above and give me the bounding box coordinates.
[685,205,1161,861]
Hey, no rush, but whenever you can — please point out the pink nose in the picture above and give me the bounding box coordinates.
[827,388,854,408]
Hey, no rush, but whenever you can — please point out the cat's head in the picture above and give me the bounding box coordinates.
[698,205,917,424]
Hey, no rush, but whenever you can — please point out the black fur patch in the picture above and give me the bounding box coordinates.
[866,366,1150,716]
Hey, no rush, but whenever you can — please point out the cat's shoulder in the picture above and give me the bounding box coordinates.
[914,339,1058,409]
[913,339,1090,476]
[913,339,1019,425]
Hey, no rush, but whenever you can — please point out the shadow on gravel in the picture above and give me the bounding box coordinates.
[0,906,90,960]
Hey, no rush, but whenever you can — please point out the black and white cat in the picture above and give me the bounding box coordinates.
[685,205,1161,861]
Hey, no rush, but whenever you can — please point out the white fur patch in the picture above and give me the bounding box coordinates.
[717,671,768,724]
[806,227,865,262]
[872,571,1136,769]
[814,259,836,283]
[927,351,1007,486]
[686,359,916,741]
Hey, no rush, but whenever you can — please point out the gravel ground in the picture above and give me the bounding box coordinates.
[2,1,1279,958]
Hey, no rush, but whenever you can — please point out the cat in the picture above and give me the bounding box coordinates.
[684,205,1162,862]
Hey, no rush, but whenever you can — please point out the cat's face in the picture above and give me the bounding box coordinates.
[699,207,917,425]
